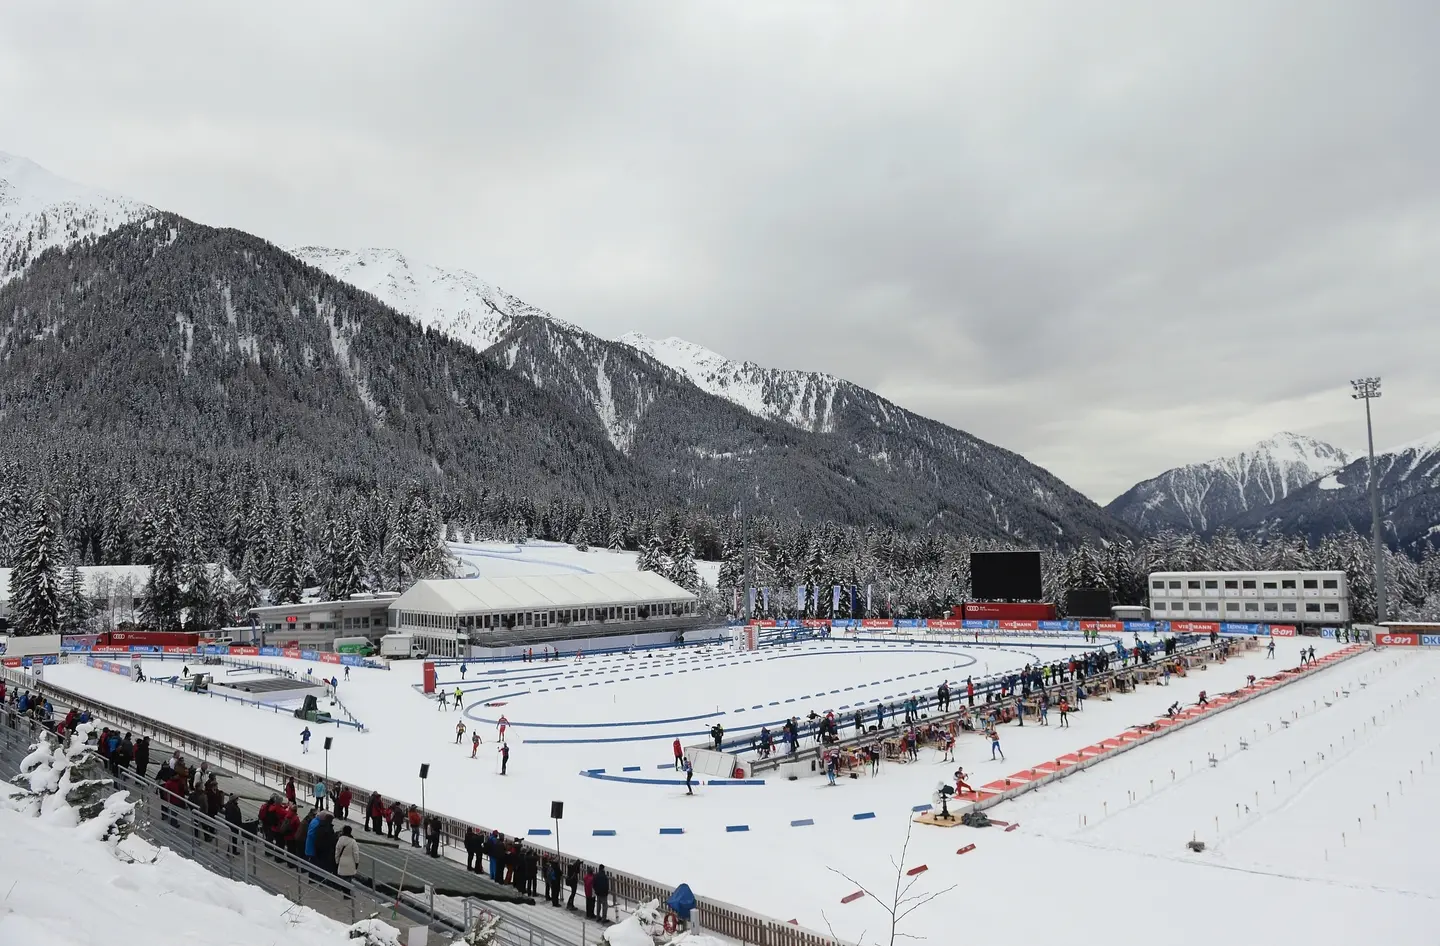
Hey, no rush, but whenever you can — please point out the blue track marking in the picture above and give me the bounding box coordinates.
[853,812,876,820]
[659,828,684,835]
[592,829,617,836]
[527,828,552,836]
[791,819,814,827]
[725,825,749,833]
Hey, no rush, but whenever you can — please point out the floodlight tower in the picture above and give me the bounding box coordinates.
[1349,377,1386,623]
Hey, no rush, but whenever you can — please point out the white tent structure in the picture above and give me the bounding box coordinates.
[389,571,700,656]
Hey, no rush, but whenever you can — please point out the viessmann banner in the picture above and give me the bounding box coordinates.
[748,618,1298,636]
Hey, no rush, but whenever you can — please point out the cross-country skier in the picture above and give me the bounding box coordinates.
[455,720,467,744]
[300,727,312,754]
[1266,639,1276,658]
[989,729,1004,761]
[454,687,464,709]
[460,663,468,679]
[683,758,694,795]
[1059,698,1070,728]
[344,666,350,680]
[438,690,448,710]
[498,714,509,743]
[472,731,481,757]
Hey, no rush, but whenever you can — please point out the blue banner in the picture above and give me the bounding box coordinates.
[961,619,995,630]
[830,619,860,628]
[1421,635,1440,647]
[895,619,923,628]
[259,646,282,656]
[1122,621,1156,632]
[1038,620,1070,631]
[300,650,320,662]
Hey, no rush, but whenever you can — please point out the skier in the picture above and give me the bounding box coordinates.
[989,728,1004,761]
[1197,690,1209,707]
[455,720,467,744]
[454,687,464,709]
[300,726,312,754]
[1266,639,1276,659]
[1058,698,1070,728]
[683,757,694,795]
[941,731,956,761]
[672,737,684,770]
[954,766,972,796]
[460,662,468,679]
[343,665,350,681]
[438,690,449,710]
[497,714,509,743]
[500,742,510,775]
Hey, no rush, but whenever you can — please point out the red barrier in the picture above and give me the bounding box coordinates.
[282,648,301,659]
[319,652,341,664]
[1269,625,1297,637]
[956,844,976,855]
[229,646,258,656]
[840,891,865,904]
[862,619,893,629]
[1377,632,1418,646]
[905,865,928,876]
[997,620,1038,631]
[1170,621,1220,633]
[927,619,961,630]
[2,658,20,668]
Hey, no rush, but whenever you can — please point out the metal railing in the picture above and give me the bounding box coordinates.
[0,703,568,946]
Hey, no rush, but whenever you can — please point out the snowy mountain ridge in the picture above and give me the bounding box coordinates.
[287,245,582,353]
[1232,429,1440,554]
[1106,432,1350,533]
[619,332,848,434]
[0,151,154,283]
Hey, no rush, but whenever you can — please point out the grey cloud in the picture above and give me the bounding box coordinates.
[2,0,1437,501]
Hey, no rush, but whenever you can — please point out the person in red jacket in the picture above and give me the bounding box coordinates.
[367,791,384,833]
[279,805,302,854]
[285,777,297,806]
[335,785,352,821]
[672,738,683,770]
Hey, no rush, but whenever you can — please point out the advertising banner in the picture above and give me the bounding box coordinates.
[165,645,197,654]
[259,646,282,657]
[230,646,259,656]
[300,650,320,662]
[927,619,962,630]
[319,652,341,664]
[1421,635,1440,647]
[862,619,894,629]
[1269,625,1297,637]
[1123,621,1157,633]
[1375,632,1418,646]
[895,619,923,629]
[801,619,829,629]
[962,620,994,630]
[282,648,301,659]
[1171,621,1220,634]
[998,620,1039,631]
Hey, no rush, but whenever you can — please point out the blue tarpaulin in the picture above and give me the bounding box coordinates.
[667,883,697,920]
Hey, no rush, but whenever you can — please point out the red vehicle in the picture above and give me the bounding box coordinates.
[953,602,1058,622]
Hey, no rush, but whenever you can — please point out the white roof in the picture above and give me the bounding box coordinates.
[391,570,697,615]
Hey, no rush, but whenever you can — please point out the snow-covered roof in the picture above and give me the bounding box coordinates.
[391,570,696,616]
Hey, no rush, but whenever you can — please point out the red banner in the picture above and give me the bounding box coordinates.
[755,620,777,628]
[282,648,302,659]
[422,661,437,694]
[319,652,341,664]
[1376,632,1418,647]
[2,658,20,668]
[229,646,258,656]
[1080,620,1124,632]
[162,645,196,654]
[1268,625,1297,637]
[927,619,962,630]
[92,645,129,653]
[998,620,1039,631]
[862,619,893,629]
[801,619,829,628]
[1171,621,1220,634]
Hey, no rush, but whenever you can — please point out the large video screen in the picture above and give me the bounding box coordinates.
[1065,588,1113,619]
[969,550,1043,601]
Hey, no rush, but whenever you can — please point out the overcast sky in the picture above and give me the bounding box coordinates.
[3,1,1438,502]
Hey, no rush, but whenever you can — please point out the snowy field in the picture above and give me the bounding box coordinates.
[44,635,1440,945]
[447,539,721,589]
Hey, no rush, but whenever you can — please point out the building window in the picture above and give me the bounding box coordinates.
[1152,580,1165,590]
[1153,602,1166,611]
[1262,581,1277,590]
[1281,580,1296,590]
[1188,602,1202,611]
[1305,603,1321,612]
[1187,580,1201,590]
[1263,602,1278,612]
[1242,580,1256,589]
[1224,580,1238,590]
[1204,580,1218,590]
[1322,579,1338,590]
[1323,603,1339,612]
[1303,579,1318,590]
[1169,581,1181,590]
[1282,603,1297,612]
[1226,602,1240,611]
[1244,603,1259,612]
[1204,602,1219,611]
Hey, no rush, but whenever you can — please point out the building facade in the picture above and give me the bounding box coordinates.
[247,593,399,650]
[1147,570,1350,625]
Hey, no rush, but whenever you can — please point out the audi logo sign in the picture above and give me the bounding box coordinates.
[1377,633,1419,646]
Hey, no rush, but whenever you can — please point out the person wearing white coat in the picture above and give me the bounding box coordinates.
[334,825,360,896]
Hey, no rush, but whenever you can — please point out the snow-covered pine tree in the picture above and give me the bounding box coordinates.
[180,561,214,631]
[637,534,667,575]
[139,502,185,632]
[326,518,368,600]
[9,500,64,635]
[59,563,93,633]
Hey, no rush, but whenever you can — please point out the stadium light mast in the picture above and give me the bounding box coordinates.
[1350,377,1386,624]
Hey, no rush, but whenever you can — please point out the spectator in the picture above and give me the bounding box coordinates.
[407,804,422,848]
[334,825,359,897]
[583,864,596,918]
[594,865,610,922]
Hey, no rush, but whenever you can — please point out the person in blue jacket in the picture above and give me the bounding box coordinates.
[305,808,322,863]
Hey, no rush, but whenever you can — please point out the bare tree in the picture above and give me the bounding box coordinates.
[823,818,956,945]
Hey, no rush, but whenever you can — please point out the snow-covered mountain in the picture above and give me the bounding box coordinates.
[1106,432,1351,533]
[0,151,153,283]
[287,246,580,352]
[1234,431,1440,554]
[619,333,848,433]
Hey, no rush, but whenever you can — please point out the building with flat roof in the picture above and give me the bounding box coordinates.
[1147,570,1350,625]
[389,571,701,657]
[247,593,399,650]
